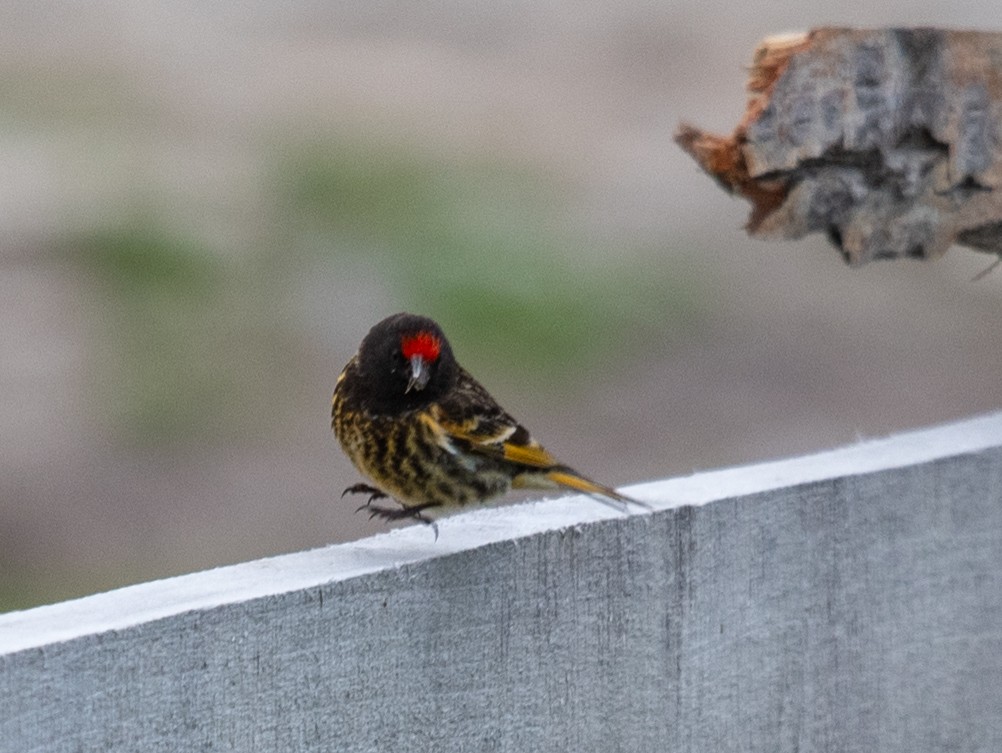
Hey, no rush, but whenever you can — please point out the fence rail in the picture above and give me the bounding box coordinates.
[2,412,1002,752]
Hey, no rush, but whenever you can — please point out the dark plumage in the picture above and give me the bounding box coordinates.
[331,312,645,526]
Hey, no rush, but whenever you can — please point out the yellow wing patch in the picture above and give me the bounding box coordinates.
[429,408,559,468]
[426,403,646,510]
[500,441,560,469]
[417,411,460,453]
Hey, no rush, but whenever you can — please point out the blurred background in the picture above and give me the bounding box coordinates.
[2,2,1001,611]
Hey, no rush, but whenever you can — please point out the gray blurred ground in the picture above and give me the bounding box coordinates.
[1,2,1001,609]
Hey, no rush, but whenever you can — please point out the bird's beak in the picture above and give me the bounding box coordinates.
[406,355,431,393]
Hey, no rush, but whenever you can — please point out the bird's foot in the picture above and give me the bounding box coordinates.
[363,501,439,522]
[342,483,388,510]
[362,501,441,539]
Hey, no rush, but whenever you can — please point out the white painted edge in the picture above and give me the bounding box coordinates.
[2,410,1001,657]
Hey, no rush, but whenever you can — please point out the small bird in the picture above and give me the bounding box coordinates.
[331,312,647,527]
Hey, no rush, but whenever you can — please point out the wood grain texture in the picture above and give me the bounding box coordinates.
[1,414,1001,752]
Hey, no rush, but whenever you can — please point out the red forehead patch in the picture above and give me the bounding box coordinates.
[400,331,442,362]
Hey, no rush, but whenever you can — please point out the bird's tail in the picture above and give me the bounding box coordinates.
[538,468,651,512]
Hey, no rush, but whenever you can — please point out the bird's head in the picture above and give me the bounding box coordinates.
[355,313,458,409]
[399,328,443,392]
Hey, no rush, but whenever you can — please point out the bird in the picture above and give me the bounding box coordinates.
[331,312,648,528]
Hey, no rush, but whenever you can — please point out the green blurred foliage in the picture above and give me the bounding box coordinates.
[79,222,222,296]
[0,564,151,614]
[0,571,73,614]
[277,142,705,376]
[67,222,292,444]
[62,139,705,446]
[0,577,34,614]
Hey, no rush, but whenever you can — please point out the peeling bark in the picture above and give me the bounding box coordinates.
[677,28,1002,266]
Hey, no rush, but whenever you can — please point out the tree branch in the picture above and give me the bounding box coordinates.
[677,28,1002,266]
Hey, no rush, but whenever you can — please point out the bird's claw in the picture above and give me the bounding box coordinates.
[353,495,388,513]
[342,485,440,538]
[360,502,441,540]
[342,483,387,500]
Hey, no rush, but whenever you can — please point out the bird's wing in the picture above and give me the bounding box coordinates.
[428,369,647,510]
[425,368,560,467]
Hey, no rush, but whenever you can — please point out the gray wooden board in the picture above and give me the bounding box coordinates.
[2,413,1001,752]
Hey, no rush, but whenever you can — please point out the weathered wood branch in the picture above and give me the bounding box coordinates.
[677,28,1002,266]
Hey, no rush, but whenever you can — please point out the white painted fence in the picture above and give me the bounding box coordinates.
[2,413,1001,752]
